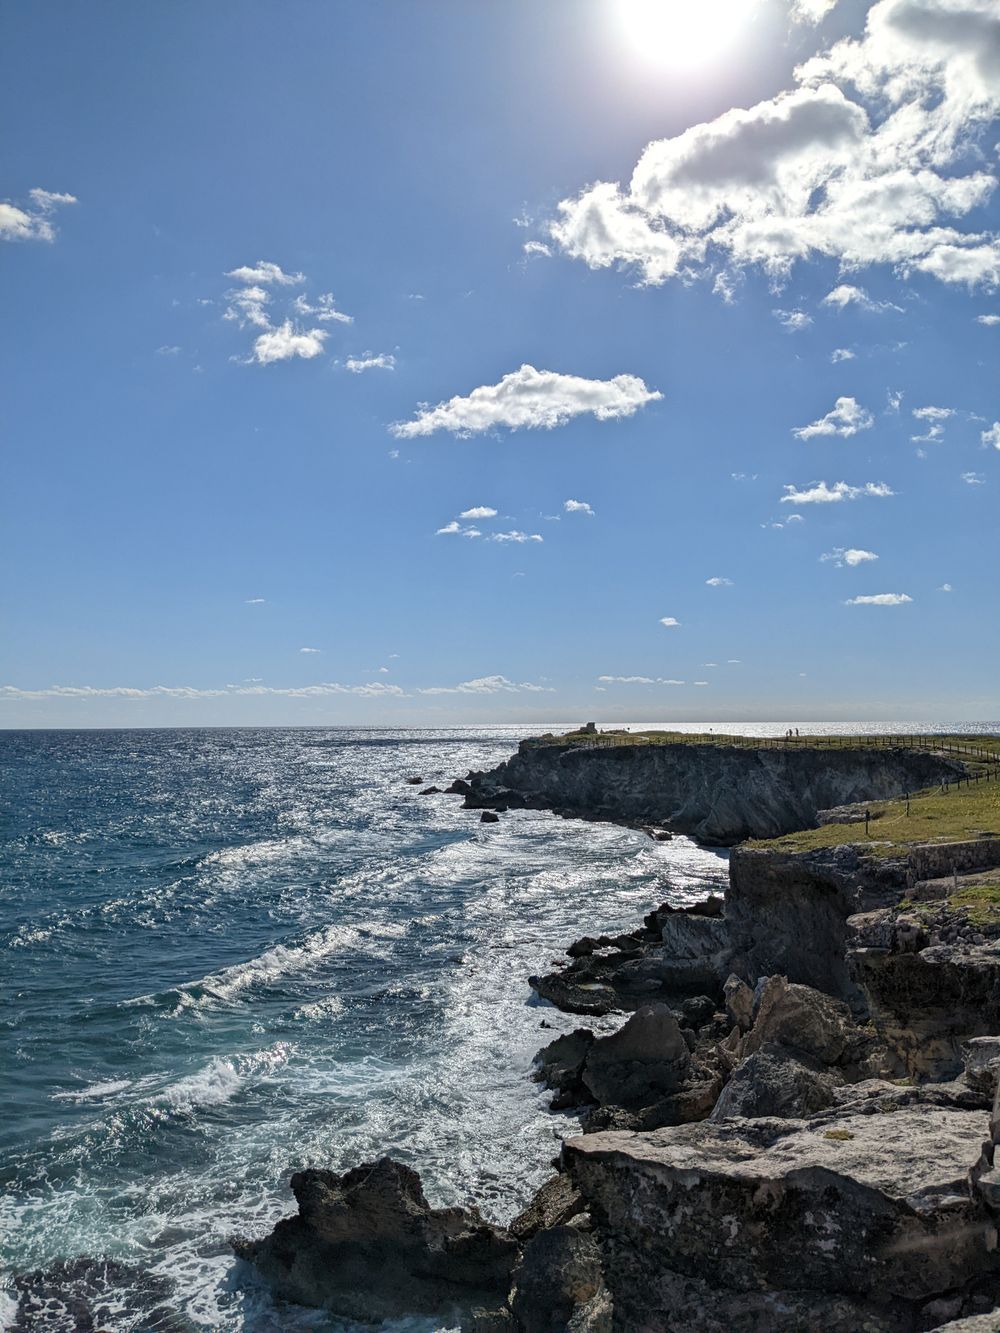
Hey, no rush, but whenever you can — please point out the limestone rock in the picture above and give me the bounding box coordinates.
[743,975,860,1066]
[534,1028,594,1099]
[710,1046,841,1121]
[233,1157,518,1324]
[723,973,754,1032]
[563,1106,994,1316]
[509,1174,586,1241]
[510,1224,612,1333]
[964,1037,1000,1098]
[580,1004,690,1109]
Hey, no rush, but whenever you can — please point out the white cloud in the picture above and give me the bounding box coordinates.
[693,681,710,687]
[489,530,543,543]
[248,321,328,365]
[728,659,742,664]
[418,675,549,695]
[773,308,813,331]
[293,292,353,323]
[830,347,855,362]
[781,479,895,504]
[913,405,954,421]
[299,647,321,654]
[523,240,552,257]
[0,681,406,700]
[157,345,181,356]
[845,592,913,605]
[564,499,595,516]
[227,261,304,286]
[245,597,267,604]
[459,506,498,519]
[706,576,733,586]
[982,422,1000,450]
[597,675,687,685]
[821,547,879,566]
[962,471,986,485]
[549,2,1000,291]
[822,284,902,312]
[886,388,904,413]
[436,521,482,537]
[390,364,661,438]
[659,616,681,627]
[940,582,953,591]
[791,0,841,24]
[977,314,1000,326]
[224,284,272,329]
[0,187,76,243]
[344,352,395,373]
[793,396,874,439]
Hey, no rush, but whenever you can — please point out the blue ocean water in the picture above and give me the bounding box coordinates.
[0,722,994,1330]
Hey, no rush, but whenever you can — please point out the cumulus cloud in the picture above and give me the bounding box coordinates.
[831,347,855,362]
[417,675,549,695]
[781,479,895,504]
[489,530,543,543]
[821,547,879,565]
[659,616,681,627]
[248,321,328,365]
[977,314,1000,326]
[436,520,482,537]
[390,364,661,438]
[0,681,407,701]
[793,396,874,439]
[564,499,595,516]
[459,506,498,519]
[773,308,813,331]
[227,261,304,286]
[548,1,1000,291]
[0,187,76,243]
[982,422,1000,450]
[791,0,841,23]
[597,675,686,685]
[940,582,953,591]
[299,647,321,654]
[523,240,552,257]
[962,471,986,484]
[706,576,734,586]
[345,352,394,373]
[293,292,352,323]
[822,284,902,312]
[845,592,913,605]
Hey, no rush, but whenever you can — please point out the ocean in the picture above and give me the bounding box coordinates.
[0,722,995,1330]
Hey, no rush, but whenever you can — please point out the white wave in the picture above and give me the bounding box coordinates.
[156,1058,244,1112]
[52,1078,133,1102]
[0,1290,19,1332]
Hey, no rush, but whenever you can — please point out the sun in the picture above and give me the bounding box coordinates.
[615,0,752,72]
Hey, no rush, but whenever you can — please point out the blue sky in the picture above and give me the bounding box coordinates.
[2,0,998,727]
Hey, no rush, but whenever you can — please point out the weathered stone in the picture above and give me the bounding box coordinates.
[510,1224,611,1333]
[480,811,500,824]
[509,1174,586,1242]
[723,973,754,1032]
[563,1106,994,1311]
[710,1046,841,1120]
[964,1037,1000,1098]
[233,1157,518,1324]
[582,1076,723,1133]
[743,975,860,1066]
[528,972,619,1016]
[681,994,716,1026]
[580,1004,690,1109]
[533,1028,595,1097]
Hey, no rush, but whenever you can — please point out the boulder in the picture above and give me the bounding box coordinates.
[710,1046,840,1121]
[420,785,442,795]
[723,973,754,1032]
[233,1157,518,1324]
[534,1028,594,1099]
[580,1004,690,1109]
[681,994,717,1027]
[742,975,860,1066]
[510,1224,612,1333]
[480,811,500,824]
[564,1106,995,1326]
[963,1037,1000,1098]
[509,1174,586,1242]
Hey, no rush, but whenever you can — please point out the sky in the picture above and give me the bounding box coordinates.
[2,0,998,728]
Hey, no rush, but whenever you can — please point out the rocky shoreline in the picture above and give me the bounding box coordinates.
[236,738,1000,1331]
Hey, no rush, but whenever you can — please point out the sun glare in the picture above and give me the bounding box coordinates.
[615,0,752,71]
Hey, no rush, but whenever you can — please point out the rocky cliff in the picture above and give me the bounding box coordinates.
[462,741,961,844]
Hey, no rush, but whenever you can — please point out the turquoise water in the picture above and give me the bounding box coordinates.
[1,722,994,1329]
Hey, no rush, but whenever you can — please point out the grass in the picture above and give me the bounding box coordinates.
[900,881,1000,928]
[747,782,1000,857]
[534,729,1000,763]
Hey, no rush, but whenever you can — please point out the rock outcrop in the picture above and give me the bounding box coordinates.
[461,740,962,844]
[233,1157,518,1325]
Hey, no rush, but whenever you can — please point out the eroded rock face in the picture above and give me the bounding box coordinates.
[563,1105,996,1326]
[710,1046,841,1120]
[743,975,862,1065]
[510,1224,612,1333]
[233,1157,518,1324]
[580,1005,690,1108]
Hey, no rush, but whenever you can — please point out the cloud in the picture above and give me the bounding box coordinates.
[390,364,661,438]
[244,597,267,604]
[659,616,681,627]
[299,647,321,654]
[227,261,304,286]
[791,0,841,23]
[830,347,855,362]
[822,284,902,312]
[962,471,986,484]
[293,292,353,323]
[706,576,734,586]
[247,321,328,365]
[940,582,953,591]
[157,345,181,356]
[0,187,76,243]
[982,422,1000,450]
[523,240,552,257]
[781,479,895,504]
[793,396,874,439]
[597,675,687,685]
[549,2,1000,291]
[773,308,813,331]
[344,352,395,373]
[845,592,913,605]
[564,499,595,516]
[977,314,1000,326]
[459,506,498,519]
[0,681,407,701]
[436,520,482,537]
[489,530,543,543]
[913,405,954,421]
[821,547,879,565]
[417,675,549,695]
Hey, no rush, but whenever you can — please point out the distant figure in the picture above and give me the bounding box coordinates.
[796,728,800,738]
